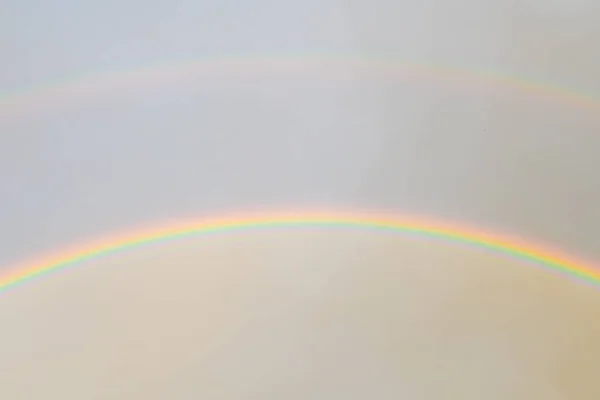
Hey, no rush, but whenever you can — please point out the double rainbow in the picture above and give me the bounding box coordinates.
[1,55,599,294]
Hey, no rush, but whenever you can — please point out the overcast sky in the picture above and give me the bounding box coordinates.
[1,0,600,398]
[2,0,600,265]
[2,0,600,267]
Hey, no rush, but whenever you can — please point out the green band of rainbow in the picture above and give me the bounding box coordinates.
[1,211,599,295]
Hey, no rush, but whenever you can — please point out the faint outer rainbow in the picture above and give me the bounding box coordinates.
[1,210,599,294]
[2,54,600,116]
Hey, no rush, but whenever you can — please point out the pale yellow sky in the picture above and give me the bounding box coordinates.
[0,230,598,398]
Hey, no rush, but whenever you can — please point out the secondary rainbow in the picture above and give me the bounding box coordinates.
[2,54,600,117]
[1,210,599,295]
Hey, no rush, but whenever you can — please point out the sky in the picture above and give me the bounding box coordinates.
[1,0,600,398]
[1,0,600,266]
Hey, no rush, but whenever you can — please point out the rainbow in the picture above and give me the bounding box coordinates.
[2,54,600,116]
[1,55,600,294]
[1,210,599,295]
